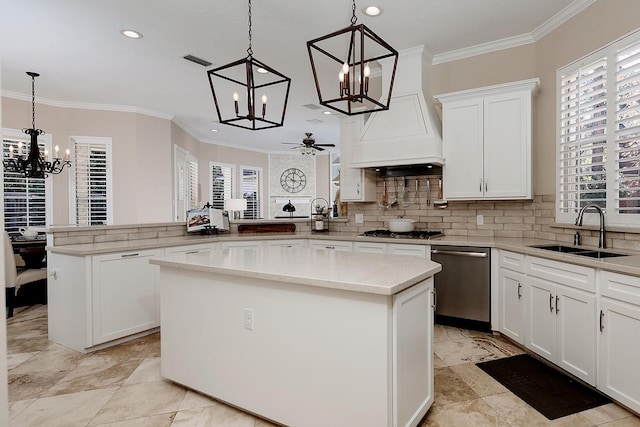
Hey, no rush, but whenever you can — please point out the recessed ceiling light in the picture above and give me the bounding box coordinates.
[210,128,219,132]
[257,67,268,74]
[323,111,332,115]
[363,6,382,16]
[121,29,143,39]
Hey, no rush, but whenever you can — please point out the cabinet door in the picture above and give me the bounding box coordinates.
[92,248,163,345]
[555,285,596,386]
[498,268,525,344]
[598,298,640,413]
[442,98,484,199]
[483,91,531,199]
[526,277,556,361]
[340,117,376,202]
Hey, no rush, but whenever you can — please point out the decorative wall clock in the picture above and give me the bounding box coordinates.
[280,168,307,193]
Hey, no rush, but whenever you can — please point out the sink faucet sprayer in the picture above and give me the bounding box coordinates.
[574,203,607,249]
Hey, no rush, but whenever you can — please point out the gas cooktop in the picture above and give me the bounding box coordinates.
[360,230,443,239]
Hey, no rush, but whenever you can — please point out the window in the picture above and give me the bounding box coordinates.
[70,136,113,226]
[2,128,52,236]
[210,162,235,211]
[174,145,199,221]
[557,30,640,225]
[241,166,262,219]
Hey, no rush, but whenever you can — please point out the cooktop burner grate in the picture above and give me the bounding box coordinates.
[361,229,443,239]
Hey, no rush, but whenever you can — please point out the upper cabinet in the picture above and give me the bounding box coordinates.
[435,79,539,200]
[339,116,377,202]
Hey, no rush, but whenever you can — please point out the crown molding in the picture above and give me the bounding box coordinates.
[432,0,597,65]
[1,90,174,120]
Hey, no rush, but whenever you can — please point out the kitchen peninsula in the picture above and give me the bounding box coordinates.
[150,245,441,427]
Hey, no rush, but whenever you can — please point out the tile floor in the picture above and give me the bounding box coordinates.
[6,305,640,426]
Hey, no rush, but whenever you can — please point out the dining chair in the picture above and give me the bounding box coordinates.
[4,232,47,317]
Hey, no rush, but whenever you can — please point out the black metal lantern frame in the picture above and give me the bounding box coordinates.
[3,72,71,178]
[307,2,398,116]
[207,56,291,131]
[207,0,291,131]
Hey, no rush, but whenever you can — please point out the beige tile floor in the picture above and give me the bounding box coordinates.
[6,305,640,426]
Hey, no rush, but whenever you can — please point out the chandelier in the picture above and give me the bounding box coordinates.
[3,72,71,178]
[207,0,291,131]
[307,0,398,116]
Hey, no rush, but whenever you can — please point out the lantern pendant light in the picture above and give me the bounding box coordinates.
[207,0,291,131]
[3,72,71,178]
[307,0,398,116]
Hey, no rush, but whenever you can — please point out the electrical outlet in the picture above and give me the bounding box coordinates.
[243,308,254,330]
[477,214,484,226]
[355,213,364,223]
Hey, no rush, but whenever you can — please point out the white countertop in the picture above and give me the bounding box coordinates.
[150,246,442,296]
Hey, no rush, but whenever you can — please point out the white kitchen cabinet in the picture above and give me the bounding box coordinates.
[353,241,387,254]
[597,271,640,413]
[339,116,377,202]
[219,240,262,250]
[264,239,306,248]
[525,257,596,385]
[498,250,526,344]
[91,248,164,345]
[164,242,218,255]
[389,243,428,258]
[309,240,353,252]
[435,79,538,200]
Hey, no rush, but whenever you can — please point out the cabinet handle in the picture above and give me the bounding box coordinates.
[485,180,488,192]
[357,183,360,195]
[325,246,336,249]
[600,310,605,332]
[549,293,554,312]
[555,295,559,313]
[517,283,522,299]
[479,180,482,192]
[185,250,200,254]
[121,253,139,258]
[432,288,437,310]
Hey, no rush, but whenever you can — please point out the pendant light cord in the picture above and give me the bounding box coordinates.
[351,0,357,25]
[246,0,253,58]
[31,74,36,129]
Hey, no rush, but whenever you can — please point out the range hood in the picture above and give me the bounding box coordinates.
[348,45,444,168]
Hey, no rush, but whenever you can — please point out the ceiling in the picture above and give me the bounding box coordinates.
[0,0,590,153]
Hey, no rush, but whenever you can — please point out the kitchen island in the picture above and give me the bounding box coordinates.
[150,246,441,427]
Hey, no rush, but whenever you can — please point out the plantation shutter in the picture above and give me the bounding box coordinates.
[616,38,640,215]
[241,167,262,219]
[188,159,199,210]
[211,163,234,211]
[2,136,47,235]
[558,55,608,216]
[73,139,111,226]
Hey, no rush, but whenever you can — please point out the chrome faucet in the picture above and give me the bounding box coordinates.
[574,203,606,249]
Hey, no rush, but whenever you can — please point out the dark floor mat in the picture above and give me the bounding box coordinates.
[477,354,610,420]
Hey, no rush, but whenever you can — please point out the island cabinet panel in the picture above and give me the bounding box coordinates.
[158,262,434,427]
[91,249,163,345]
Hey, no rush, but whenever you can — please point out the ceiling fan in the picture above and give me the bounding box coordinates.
[282,133,335,153]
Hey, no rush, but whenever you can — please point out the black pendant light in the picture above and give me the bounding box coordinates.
[3,72,71,178]
[207,0,291,131]
[307,0,398,116]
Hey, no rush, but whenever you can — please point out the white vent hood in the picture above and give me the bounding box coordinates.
[349,45,444,168]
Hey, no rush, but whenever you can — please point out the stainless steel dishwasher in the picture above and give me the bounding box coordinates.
[430,245,491,332]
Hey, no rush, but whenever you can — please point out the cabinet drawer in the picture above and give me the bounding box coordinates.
[526,256,595,293]
[499,250,525,273]
[600,271,640,306]
[309,240,353,251]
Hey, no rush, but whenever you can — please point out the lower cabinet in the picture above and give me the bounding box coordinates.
[498,267,525,345]
[308,240,353,251]
[264,239,307,248]
[353,241,428,258]
[598,271,640,413]
[91,248,164,345]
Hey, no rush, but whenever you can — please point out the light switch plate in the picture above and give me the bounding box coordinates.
[477,215,484,226]
[355,213,364,223]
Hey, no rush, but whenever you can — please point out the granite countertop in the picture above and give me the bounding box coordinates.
[150,246,442,296]
[47,232,640,277]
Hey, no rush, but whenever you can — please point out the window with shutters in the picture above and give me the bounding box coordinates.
[2,128,52,236]
[557,30,640,226]
[70,136,113,226]
[210,162,235,211]
[174,145,199,221]
[241,166,262,219]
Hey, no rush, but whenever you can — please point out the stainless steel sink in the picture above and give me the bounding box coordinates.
[530,244,628,258]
